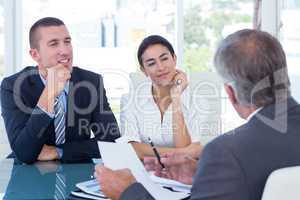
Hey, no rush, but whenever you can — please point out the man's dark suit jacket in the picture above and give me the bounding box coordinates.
[1,66,120,164]
[120,97,300,200]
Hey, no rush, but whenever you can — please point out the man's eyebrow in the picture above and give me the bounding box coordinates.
[159,52,169,58]
[145,58,155,63]
[47,38,59,44]
[47,36,71,44]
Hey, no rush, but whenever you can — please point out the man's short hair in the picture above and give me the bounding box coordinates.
[29,17,65,49]
[214,29,290,107]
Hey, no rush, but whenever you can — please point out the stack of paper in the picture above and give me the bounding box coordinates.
[71,179,108,200]
[149,173,192,194]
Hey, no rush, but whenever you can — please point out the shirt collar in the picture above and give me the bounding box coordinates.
[246,107,263,121]
[38,69,69,95]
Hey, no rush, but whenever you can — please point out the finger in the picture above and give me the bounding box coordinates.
[144,163,156,171]
[153,162,163,172]
[41,68,48,78]
[94,164,103,172]
[176,69,184,74]
[144,157,157,170]
[161,156,175,164]
[65,72,71,80]
[118,168,131,174]
[171,71,181,83]
[161,156,180,166]
[95,165,110,174]
[56,63,65,69]
[184,155,198,163]
[161,151,174,157]
[174,69,187,80]
[93,171,98,179]
[175,79,182,86]
[143,157,156,166]
[155,169,169,179]
[144,156,157,163]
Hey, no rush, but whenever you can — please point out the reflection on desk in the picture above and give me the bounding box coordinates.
[0,159,95,199]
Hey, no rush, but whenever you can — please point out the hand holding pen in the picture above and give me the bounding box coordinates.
[147,137,165,169]
[144,150,197,185]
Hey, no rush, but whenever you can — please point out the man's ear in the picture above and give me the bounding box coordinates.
[224,84,238,105]
[29,48,39,63]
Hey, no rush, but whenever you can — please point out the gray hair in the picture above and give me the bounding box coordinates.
[214,29,290,107]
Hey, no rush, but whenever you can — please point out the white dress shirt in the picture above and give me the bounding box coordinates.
[117,81,217,147]
[246,107,263,122]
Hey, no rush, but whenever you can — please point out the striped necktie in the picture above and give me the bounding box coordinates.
[54,95,66,145]
[54,172,66,199]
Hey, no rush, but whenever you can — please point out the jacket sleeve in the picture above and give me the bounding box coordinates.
[60,74,120,163]
[120,183,155,200]
[1,78,52,164]
[190,137,248,200]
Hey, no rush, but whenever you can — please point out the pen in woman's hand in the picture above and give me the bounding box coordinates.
[147,137,165,169]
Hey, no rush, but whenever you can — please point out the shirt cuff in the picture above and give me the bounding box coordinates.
[56,148,63,159]
[37,105,55,118]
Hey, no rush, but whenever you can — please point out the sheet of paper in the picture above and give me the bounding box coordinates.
[71,191,107,200]
[149,173,192,193]
[76,179,106,198]
[98,142,189,200]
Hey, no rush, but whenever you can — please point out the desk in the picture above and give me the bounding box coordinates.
[0,159,96,199]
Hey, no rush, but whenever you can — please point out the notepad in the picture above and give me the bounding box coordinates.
[71,179,108,199]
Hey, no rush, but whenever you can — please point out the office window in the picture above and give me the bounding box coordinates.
[22,0,176,115]
[183,0,253,72]
[0,0,4,78]
[280,0,300,102]
[0,0,9,158]
[182,0,254,132]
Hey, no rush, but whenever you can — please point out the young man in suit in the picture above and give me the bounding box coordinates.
[1,17,120,164]
[94,29,300,200]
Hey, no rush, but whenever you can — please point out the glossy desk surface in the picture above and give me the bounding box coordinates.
[0,159,96,199]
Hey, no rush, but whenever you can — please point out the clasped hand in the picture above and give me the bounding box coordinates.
[43,64,71,98]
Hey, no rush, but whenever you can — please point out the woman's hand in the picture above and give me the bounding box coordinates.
[170,69,188,101]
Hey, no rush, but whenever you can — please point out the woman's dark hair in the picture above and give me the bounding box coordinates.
[137,35,175,67]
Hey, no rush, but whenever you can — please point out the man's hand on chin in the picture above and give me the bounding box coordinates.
[37,144,59,161]
[94,165,136,200]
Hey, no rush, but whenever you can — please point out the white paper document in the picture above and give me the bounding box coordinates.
[76,179,106,197]
[98,142,189,200]
[149,173,192,194]
[72,179,108,199]
[71,191,106,200]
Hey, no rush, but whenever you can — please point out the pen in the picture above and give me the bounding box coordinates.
[147,137,165,169]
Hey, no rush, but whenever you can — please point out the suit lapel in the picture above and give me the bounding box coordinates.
[27,67,45,106]
[25,67,55,143]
